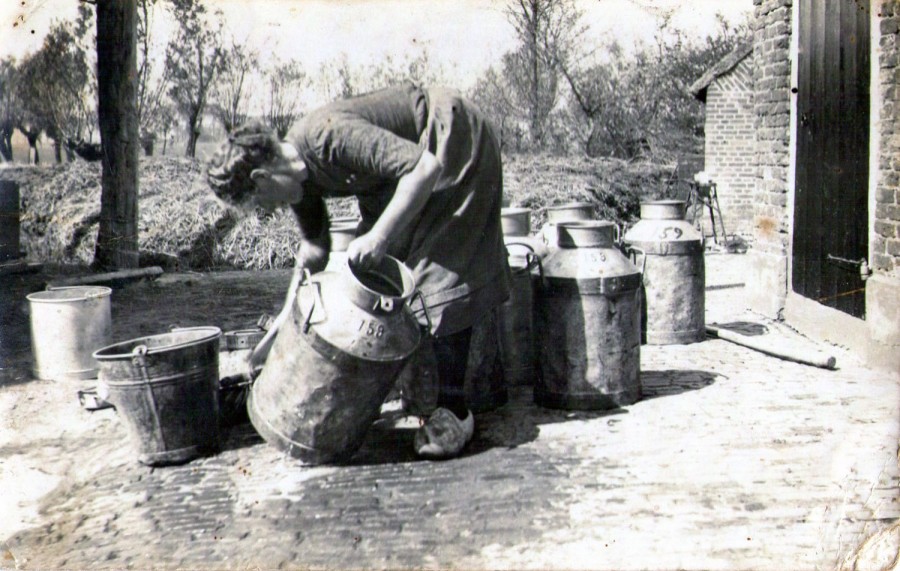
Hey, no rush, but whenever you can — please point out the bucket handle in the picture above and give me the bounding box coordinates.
[301,275,326,334]
[527,252,544,280]
[46,285,109,300]
[131,344,167,450]
[410,290,433,335]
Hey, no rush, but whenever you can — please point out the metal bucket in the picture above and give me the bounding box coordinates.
[535,221,642,410]
[498,242,542,386]
[540,202,594,245]
[27,286,112,381]
[93,327,222,466]
[248,255,422,464]
[501,207,531,237]
[0,181,20,261]
[623,200,705,345]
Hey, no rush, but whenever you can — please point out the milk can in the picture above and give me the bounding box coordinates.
[535,221,642,410]
[623,200,705,345]
[248,255,422,464]
[498,242,541,386]
[540,202,595,246]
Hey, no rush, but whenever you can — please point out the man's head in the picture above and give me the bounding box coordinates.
[206,121,281,207]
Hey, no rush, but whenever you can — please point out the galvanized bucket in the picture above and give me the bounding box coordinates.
[27,286,112,381]
[248,256,422,464]
[623,200,705,345]
[93,327,222,466]
[535,221,642,410]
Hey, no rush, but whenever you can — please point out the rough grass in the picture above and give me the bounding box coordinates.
[3,153,681,271]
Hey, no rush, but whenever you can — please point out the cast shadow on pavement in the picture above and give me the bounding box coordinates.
[344,388,630,466]
[218,369,717,465]
[639,369,719,400]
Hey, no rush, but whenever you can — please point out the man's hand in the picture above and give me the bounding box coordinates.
[347,231,389,270]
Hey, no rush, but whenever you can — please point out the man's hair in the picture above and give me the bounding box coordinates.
[206,121,280,205]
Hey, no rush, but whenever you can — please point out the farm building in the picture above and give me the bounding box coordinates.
[690,42,755,236]
[744,0,899,372]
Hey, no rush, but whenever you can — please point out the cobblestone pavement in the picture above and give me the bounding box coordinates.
[1,253,898,570]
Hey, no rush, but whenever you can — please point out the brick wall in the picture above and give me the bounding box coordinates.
[747,0,793,317]
[875,0,900,274]
[703,57,756,236]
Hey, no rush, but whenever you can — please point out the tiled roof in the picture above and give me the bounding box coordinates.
[689,42,753,101]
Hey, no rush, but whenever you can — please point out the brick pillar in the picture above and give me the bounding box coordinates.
[747,0,793,319]
[866,0,900,371]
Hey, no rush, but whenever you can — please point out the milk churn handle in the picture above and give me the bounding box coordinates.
[301,280,326,334]
[504,241,535,255]
[628,246,647,280]
[527,252,543,278]
[410,290,433,335]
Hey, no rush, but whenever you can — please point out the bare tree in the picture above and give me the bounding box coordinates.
[165,0,226,158]
[16,18,94,162]
[136,0,172,150]
[504,0,583,149]
[93,0,140,270]
[265,59,307,139]
[212,38,257,133]
[0,58,20,162]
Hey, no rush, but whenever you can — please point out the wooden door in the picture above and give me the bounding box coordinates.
[793,0,870,318]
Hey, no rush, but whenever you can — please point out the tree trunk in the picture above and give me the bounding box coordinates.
[53,139,63,163]
[94,0,140,270]
[185,119,199,158]
[0,135,12,162]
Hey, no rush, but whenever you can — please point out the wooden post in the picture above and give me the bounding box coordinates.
[94,0,140,270]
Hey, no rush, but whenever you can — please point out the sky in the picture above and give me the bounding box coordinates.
[1,0,754,89]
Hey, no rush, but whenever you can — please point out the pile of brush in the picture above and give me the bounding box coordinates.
[8,152,678,271]
[11,157,359,271]
[502,154,680,232]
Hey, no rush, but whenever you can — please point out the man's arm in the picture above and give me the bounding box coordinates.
[347,150,442,269]
[290,189,331,274]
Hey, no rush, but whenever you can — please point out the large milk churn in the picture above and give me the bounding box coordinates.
[623,200,705,345]
[535,221,642,410]
[498,241,541,386]
[248,256,421,465]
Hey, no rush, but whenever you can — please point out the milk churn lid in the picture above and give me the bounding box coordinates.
[556,221,616,248]
[545,202,594,223]
[639,200,686,221]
